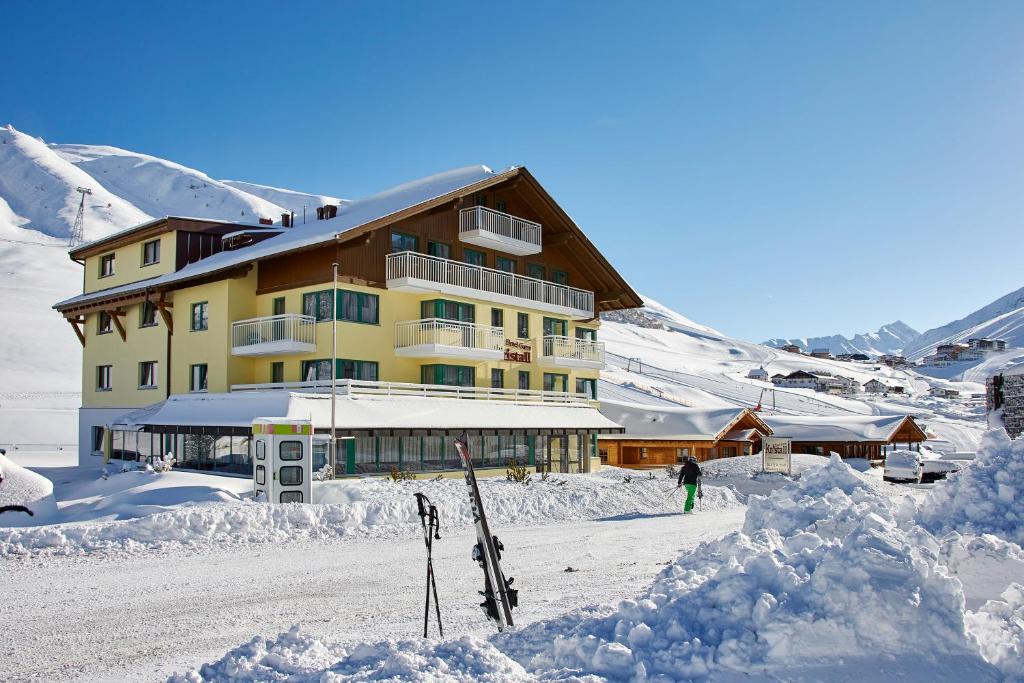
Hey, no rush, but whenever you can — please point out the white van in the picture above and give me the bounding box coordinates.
[883,450,923,483]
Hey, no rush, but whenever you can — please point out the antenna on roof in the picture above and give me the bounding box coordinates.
[69,187,93,247]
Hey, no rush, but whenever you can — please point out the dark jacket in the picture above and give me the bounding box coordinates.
[677,460,702,486]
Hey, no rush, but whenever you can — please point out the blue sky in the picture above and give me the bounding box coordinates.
[4,1,1023,341]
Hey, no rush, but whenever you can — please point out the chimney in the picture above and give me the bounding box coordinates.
[282,213,291,228]
[327,204,338,219]
[259,218,273,226]
[316,206,325,220]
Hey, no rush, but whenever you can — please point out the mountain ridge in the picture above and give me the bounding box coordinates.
[763,320,920,357]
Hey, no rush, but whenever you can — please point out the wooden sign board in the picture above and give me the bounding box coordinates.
[762,437,792,475]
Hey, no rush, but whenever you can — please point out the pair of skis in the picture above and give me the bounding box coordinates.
[453,434,517,631]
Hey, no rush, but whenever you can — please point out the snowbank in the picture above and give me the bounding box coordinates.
[176,457,1020,681]
[0,470,739,558]
[0,452,58,526]
[168,627,530,683]
[918,428,1024,545]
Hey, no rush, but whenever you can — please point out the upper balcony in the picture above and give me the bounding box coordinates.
[537,335,605,369]
[386,251,594,319]
[394,318,504,361]
[231,314,317,357]
[459,206,542,256]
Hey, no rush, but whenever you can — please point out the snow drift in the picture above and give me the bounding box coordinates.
[0,452,58,525]
[918,427,1024,546]
[173,457,1022,681]
[0,469,739,558]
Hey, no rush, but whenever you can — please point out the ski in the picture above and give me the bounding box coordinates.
[453,433,517,631]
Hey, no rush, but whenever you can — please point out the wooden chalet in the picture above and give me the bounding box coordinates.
[597,400,773,468]
[762,414,927,460]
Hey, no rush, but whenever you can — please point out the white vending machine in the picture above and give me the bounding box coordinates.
[252,418,313,503]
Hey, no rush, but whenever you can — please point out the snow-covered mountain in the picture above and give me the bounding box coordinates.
[763,321,920,357]
[903,285,1024,360]
[0,124,343,399]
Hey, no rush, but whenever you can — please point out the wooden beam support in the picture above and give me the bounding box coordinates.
[108,309,127,342]
[596,290,626,303]
[156,300,174,333]
[68,317,86,347]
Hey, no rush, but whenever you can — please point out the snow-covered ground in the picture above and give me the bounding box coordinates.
[165,440,1024,682]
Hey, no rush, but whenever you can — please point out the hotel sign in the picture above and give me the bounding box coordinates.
[762,437,792,475]
[504,339,532,363]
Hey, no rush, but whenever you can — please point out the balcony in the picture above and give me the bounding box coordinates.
[386,251,594,319]
[230,378,593,406]
[537,335,605,369]
[231,314,317,357]
[394,318,504,361]
[459,206,542,256]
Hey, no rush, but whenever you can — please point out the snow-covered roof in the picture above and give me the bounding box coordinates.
[597,399,768,441]
[110,391,622,432]
[56,165,512,309]
[761,414,920,443]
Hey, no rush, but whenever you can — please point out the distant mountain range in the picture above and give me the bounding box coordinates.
[902,286,1024,360]
[763,321,920,357]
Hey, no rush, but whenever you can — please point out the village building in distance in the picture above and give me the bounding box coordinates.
[597,400,772,467]
[762,414,927,460]
[53,165,644,480]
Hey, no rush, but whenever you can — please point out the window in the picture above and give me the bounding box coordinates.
[271,362,284,383]
[496,256,516,273]
[191,302,208,331]
[391,231,418,253]
[280,441,303,461]
[544,373,568,393]
[302,290,379,324]
[518,371,530,390]
[474,193,487,207]
[99,253,115,278]
[272,297,286,316]
[139,361,158,389]
[421,299,474,323]
[552,270,569,286]
[256,441,266,460]
[190,363,208,392]
[139,301,158,328]
[543,317,568,337]
[517,312,530,339]
[141,239,160,266]
[491,308,504,328]
[491,369,504,389]
[576,327,597,342]
[91,426,105,453]
[280,490,303,503]
[528,263,545,280]
[463,249,485,267]
[428,241,451,259]
[96,365,112,391]
[97,311,113,335]
[421,364,475,387]
[576,377,598,400]
[496,199,507,213]
[301,359,378,381]
[256,465,266,485]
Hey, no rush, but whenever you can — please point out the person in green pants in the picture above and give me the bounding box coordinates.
[676,455,703,514]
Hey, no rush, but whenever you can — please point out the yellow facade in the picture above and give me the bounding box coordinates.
[83,231,177,294]
[80,264,601,410]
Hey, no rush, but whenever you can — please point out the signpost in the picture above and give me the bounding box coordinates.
[762,436,792,475]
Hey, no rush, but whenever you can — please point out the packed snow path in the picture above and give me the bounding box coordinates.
[0,510,745,682]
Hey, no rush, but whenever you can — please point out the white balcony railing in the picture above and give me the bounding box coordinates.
[395,318,504,359]
[539,335,605,368]
[230,378,593,406]
[386,251,594,319]
[231,314,317,356]
[459,206,542,254]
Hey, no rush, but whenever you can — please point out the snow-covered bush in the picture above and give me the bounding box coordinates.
[918,428,1024,545]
